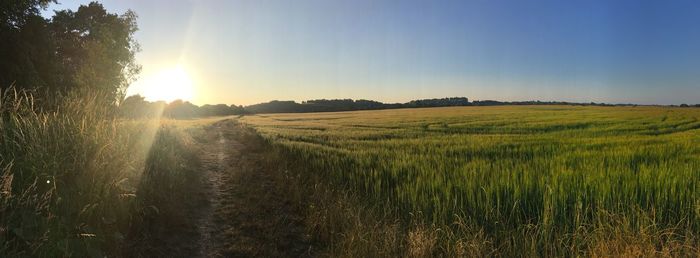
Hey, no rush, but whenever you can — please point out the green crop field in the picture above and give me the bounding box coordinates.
[241,105,700,255]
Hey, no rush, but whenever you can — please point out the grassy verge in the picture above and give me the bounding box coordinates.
[0,89,201,257]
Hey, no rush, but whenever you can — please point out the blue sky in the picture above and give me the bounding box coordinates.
[44,0,700,105]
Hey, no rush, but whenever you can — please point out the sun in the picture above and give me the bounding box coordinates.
[142,66,194,103]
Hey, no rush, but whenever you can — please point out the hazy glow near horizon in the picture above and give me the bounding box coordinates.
[131,65,194,103]
[44,0,700,106]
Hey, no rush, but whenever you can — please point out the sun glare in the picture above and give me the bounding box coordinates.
[142,66,194,103]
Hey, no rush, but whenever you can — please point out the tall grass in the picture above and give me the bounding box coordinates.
[0,89,197,256]
[242,106,700,256]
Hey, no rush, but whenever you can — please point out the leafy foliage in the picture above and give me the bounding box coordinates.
[0,1,140,108]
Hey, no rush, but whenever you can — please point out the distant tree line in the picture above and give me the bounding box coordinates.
[245,97,472,113]
[470,100,638,107]
[119,94,247,119]
[121,96,699,118]
[245,97,698,114]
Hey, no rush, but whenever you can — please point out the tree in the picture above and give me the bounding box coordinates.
[0,1,140,108]
[119,94,165,118]
[200,104,232,116]
[0,1,56,93]
[230,104,247,115]
[50,2,141,105]
[163,100,200,119]
[0,0,53,27]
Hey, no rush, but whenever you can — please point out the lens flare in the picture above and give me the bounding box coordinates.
[142,65,194,103]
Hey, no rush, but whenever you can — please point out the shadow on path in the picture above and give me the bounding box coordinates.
[195,119,313,257]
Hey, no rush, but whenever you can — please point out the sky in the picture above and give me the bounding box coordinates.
[43,0,700,105]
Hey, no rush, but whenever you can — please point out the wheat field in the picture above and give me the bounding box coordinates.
[242,105,700,255]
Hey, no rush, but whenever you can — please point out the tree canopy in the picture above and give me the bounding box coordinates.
[0,1,140,108]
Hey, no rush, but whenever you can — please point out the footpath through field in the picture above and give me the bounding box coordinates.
[194,119,313,257]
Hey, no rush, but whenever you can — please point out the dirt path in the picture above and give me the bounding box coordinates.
[194,119,313,257]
